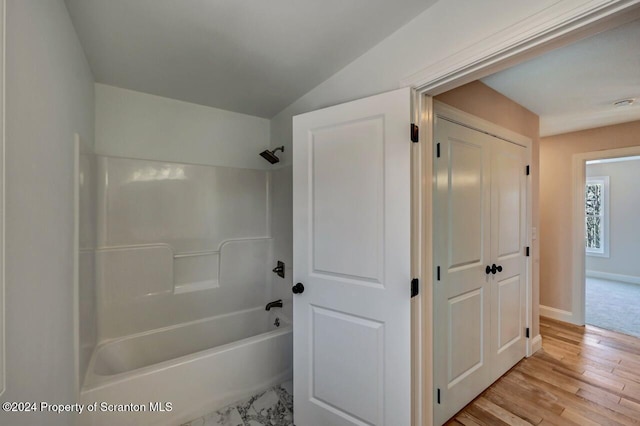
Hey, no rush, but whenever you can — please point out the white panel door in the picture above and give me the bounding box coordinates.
[433,117,527,425]
[433,118,493,426]
[293,88,411,426]
[490,138,527,381]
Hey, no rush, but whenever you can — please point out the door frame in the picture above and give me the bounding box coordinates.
[406,1,640,424]
[570,146,640,326]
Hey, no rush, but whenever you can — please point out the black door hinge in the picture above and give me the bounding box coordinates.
[525,246,530,257]
[437,388,441,404]
[436,143,441,158]
[526,327,530,338]
[411,123,419,143]
[526,165,530,175]
[436,266,441,281]
[411,278,419,298]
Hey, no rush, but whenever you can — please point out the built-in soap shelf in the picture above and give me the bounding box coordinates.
[95,238,273,303]
[173,249,220,294]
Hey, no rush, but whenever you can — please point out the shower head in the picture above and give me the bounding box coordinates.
[259,146,284,164]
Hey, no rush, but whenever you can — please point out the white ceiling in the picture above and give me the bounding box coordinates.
[481,19,640,137]
[65,0,436,118]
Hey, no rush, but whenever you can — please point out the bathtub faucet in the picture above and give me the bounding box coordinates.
[265,299,283,311]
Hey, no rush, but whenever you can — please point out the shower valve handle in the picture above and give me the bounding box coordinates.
[292,283,305,294]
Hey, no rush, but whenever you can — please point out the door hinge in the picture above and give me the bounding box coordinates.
[526,327,530,338]
[436,266,441,281]
[526,246,530,257]
[411,123,419,143]
[411,278,419,298]
[436,142,441,158]
[437,388,441,404]
[526,165,530,175]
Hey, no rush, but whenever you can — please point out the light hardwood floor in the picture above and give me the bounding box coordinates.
[446,317,640,425]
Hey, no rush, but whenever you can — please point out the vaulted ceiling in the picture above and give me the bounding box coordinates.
[65,0,437,118]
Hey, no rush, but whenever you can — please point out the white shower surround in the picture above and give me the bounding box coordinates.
[94,155,274,340]
[78,153,293,425]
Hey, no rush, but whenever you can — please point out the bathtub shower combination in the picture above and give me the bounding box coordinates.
[78,154,293,426]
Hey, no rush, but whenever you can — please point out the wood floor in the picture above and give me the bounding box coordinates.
[446,317,640,425]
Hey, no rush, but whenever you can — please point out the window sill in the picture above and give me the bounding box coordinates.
[586,251,609,258]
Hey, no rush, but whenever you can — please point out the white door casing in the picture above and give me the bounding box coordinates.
[292,88,412,426]
[433,114,528,425]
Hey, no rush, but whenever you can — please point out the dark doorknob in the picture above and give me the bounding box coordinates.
[487,264,503,274]
[292,283,305,294]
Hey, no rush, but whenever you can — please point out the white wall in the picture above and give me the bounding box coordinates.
[95,84,270,169]
[270,0,571,165]
[2,1,94,425]
[586,159,640,281]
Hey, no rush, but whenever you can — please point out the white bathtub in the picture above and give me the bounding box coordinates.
[80,307,292,426]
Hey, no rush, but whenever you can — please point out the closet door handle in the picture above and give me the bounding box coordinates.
[487,264,503,274]
[489,264,503,274]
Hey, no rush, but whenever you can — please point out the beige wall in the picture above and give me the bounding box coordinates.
[540,120,640,312]
[435,80,541,337]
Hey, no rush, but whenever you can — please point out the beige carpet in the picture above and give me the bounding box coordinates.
[585,277,640,338]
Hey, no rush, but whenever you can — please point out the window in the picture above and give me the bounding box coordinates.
[585,176,609,257]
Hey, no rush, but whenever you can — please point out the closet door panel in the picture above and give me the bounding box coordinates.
[433,118,492,425]
[490,138,527,381]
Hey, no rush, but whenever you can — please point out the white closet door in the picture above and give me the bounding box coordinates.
[292,88,412,426]
[433,118,493,425]
[433,117,528,425]
[490,137,527,381]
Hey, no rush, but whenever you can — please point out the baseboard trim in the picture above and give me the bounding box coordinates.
[540,305,574,323]
[586,270,640,285]
[528,334,542,357]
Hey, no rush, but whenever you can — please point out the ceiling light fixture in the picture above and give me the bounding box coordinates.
[613,98,635,107]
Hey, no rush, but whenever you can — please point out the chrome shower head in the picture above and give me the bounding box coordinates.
[259,146,284,164]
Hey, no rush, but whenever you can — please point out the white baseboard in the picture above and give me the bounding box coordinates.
[539,304,573,323]
[528,334,542,357]
[586,270,640,285]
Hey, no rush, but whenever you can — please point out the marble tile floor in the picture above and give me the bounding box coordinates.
[180,380,293,426]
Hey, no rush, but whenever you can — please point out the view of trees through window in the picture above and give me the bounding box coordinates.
[585,182,603,250]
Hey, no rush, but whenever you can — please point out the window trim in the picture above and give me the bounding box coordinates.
[585,175,609,258]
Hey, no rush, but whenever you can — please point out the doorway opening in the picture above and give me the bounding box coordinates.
[584,155,640,338]
[423,11,640,425]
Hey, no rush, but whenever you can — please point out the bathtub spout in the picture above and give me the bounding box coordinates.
[265,299,283,311]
